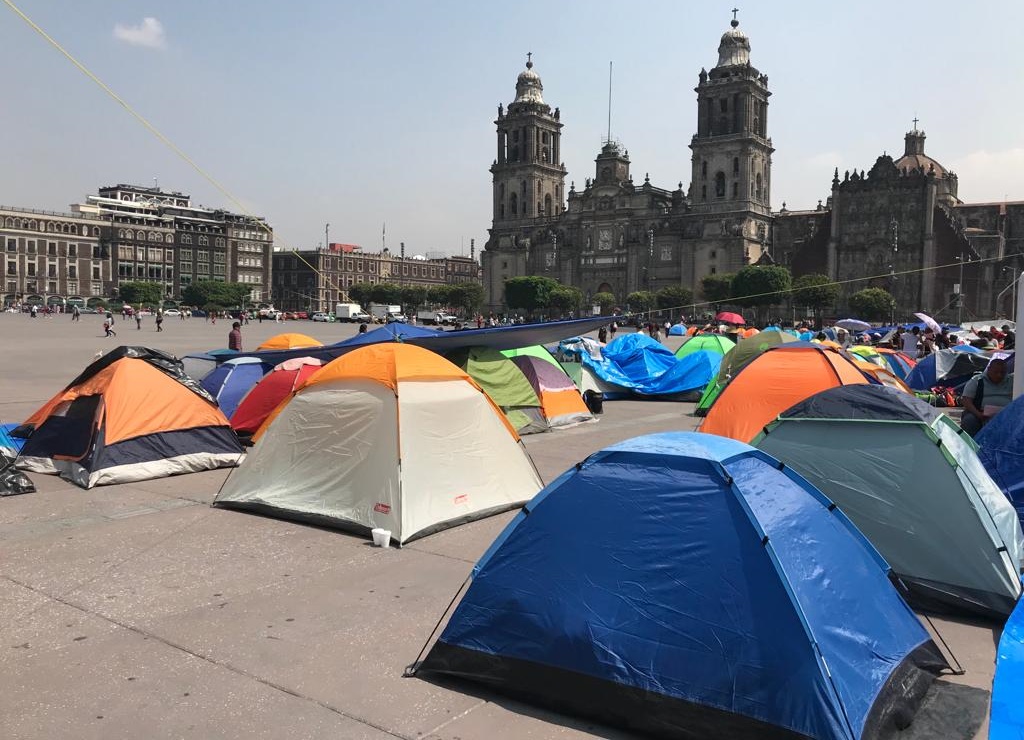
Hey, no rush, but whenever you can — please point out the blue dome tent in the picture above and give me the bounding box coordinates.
[200,357,272,418]
[416,432,947,739]
[978,394,1024,530]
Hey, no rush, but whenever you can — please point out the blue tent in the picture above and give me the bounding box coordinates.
[334,322,443,348]
[0,423,25,454]
[992,590,1024,739]
[904,348,989,390]
[418,432,947,739]
[668,323,687,336]
[978,394,1024,530]
[200,357,272,418]
[580,333,715,397]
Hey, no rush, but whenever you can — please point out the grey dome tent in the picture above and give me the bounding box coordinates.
[753,385,1024,618]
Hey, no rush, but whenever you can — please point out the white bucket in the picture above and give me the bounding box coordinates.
[371,528,392,549]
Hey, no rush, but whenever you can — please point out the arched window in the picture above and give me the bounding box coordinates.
[166,234,173,243]
[499,183,505,199]
[500,204,505,218]
[542,147,549,163]
[715,172,726,198]
[521,180,527,197]
[545,194,552,216]
[755,173,763,199]
[118,229,125,238]
[702,185,707,201]
[511,146,519,162]
[4,218,12,227]
[46,222,54,232]
[733,157,740,175]
[701,161,707,179]
[69,225,77,235]
[732,182,738,198]
[510,193,518,216]
[537,201,543,216]
[125,230,134,239]
[93,227,100,236]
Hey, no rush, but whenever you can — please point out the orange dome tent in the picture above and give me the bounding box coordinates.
[257,333,322,351]
[699,343,869,442]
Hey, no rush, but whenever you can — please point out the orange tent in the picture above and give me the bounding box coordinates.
[851,358,912,394]
[257,333,322,351]
[15,347,243,488]
[699,344,869,442]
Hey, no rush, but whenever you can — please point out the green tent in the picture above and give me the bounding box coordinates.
[694,331,798,415]
[753,385,1024,618]
[445,346,546,434]
[501,344,563,370]
[674,334,735,360]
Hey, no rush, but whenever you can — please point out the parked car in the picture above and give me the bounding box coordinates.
[311,312,332,322]
[163,309,182,317]
[294,311,309,320]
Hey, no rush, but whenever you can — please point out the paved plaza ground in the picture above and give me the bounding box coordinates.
[0,313,999,739]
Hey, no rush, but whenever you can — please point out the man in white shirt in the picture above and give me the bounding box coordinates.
[901,326,920,356]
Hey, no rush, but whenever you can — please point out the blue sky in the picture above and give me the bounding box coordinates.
[2,1,1022,256]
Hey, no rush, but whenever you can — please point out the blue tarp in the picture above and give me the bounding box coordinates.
[576,333,715,397]
[421,432,944,740]
[217,316,616,368]
[200,357,272,418]
[991,584,1024,740]
[0,423,25,454]
[978,395,1024,530]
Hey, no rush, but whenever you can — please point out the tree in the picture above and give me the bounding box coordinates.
[117,281,164,306]
[449,282,485,314]
[791,273,840,326]
[181,280,250,309]
[655,286,695,313]
[848,288,895,321]
[348,283,372,309]
[426,284,454,307]
[730,266,791,324]
[592,291,617,313]
[401,285,427,313]
[548,286,583,315]
[369,282,403,306]
[504,276,560,314]
[701,273,735,308]
[626,290,655,313]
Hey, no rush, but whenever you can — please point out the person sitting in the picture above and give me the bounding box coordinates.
[960,358,1014,437]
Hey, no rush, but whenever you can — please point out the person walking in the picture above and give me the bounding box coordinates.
[136,312,142,330]
[71,305,80,322]
[104,315,117,337]
[901,326,920,356]
[155,309,164,332]
[228,321,243,351]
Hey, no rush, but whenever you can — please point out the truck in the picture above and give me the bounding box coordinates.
[335,303,370,322]
[416,310,459,326]
[369,303,404,323]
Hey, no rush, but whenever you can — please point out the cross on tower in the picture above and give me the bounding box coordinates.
[526,52,532,67]
[912,116,919,130]
[732,7,739,21]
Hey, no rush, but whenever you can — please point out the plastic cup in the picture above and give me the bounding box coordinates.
[371,528,391,548]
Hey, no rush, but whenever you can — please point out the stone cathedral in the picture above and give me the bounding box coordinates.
[481,17,1023,322]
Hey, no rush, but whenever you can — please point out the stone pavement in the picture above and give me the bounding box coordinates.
[0,314,997,739]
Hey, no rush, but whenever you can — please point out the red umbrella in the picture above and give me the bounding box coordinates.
[716,311,746,325]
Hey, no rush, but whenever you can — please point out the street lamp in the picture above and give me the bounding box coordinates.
[955,251,968,325]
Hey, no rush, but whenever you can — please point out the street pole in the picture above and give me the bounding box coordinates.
[957,252,964,325]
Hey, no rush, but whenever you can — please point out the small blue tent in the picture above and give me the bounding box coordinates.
[668,323,687,336]
[978,394,1024,529]
[200,357,272,419]
[418,432,946,739]
[991,590,1024,739]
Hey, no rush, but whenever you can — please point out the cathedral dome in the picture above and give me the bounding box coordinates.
[514,55,545,105]
[716,19,751,67]
[894,129,951,178]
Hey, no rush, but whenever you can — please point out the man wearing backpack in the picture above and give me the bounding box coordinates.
[960,358,1013,437]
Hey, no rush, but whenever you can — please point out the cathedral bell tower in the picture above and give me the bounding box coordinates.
[491,55,567,226]
[689,15,773,217]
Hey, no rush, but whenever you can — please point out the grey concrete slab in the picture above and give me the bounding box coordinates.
[145,552,484,738]
[0,626,396,740]
[419,696,634,740]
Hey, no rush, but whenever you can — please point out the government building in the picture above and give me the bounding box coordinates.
[481,17,1023,322]
[2,184,272,309]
